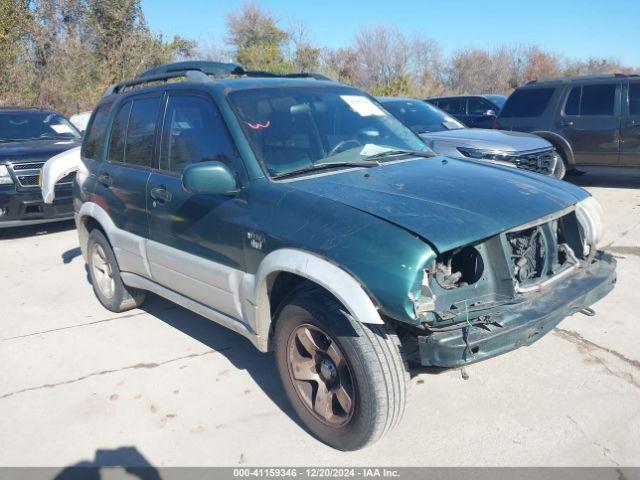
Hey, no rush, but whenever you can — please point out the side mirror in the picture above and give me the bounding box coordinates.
[485,109,497,117]
[182,161,238,196]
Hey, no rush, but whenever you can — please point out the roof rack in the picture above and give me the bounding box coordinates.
[138,61,243,78]
[102,61,335,97]
[238,69,334,81]
[525,73,640,86]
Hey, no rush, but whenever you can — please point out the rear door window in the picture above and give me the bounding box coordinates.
[580,84,616,116]
[500,88,554,117]
[125,96,162,167]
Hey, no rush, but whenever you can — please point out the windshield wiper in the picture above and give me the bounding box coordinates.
[272,160,380,180]
[26,136,70,141]
[361,149,436,161]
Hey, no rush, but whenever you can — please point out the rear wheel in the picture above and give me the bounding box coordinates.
[274,287,409,450]
[87,229,146,312]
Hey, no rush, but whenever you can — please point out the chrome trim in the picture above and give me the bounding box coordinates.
[8,161,75,189]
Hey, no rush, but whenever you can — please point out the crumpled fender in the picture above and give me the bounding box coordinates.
[41,146,82,204]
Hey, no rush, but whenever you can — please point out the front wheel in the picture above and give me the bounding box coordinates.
[274,287,409,450]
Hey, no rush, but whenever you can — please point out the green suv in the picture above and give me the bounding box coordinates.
[74,62,616,450]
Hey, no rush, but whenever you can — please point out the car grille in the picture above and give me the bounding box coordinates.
[511,149,559,176]
[8,161,76,189]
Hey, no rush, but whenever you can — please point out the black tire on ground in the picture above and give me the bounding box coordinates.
[87,229,146,312]
[274,286,409,451]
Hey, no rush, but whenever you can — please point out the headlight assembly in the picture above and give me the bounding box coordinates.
[0,165,14,185]
[575,195,605,254]
[457,147,516,165]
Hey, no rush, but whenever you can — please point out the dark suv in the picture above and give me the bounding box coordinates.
[0,108,81,228]
[425,94,506,128]
[495,74,640,176]
[72,62,615,450]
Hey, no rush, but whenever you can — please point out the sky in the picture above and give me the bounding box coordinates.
[141,0,639,66]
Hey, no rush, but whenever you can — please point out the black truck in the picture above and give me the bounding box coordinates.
[0,108,81,228]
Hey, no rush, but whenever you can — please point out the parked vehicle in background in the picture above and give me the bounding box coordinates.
[73,62,615,451]
[0,108,81,228]
[495,74,640,175]
[425,94,506,128]
[378,97,562,177]
[70,111,92,133]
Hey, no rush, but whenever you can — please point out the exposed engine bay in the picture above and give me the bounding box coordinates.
[414,207,591,330]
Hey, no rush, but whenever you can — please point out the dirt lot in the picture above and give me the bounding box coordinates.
[1,173,639,467]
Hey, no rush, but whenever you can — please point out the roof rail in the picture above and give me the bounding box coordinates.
[102,70,211,97]
[102,61,336,97]
[238,69,335,81]
[524,73,639,86]
[138,61,242,78]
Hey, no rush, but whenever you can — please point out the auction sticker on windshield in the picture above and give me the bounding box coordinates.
[341,95,386,116]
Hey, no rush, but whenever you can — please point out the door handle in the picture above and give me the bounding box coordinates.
[97,172,112,187]
[626,119,640,127]
[559,120,574,127]
[150,186,172,203]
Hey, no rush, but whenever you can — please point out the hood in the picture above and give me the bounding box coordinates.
[422,128,551,153]
[287,157,588,253]
[0,139,81,164]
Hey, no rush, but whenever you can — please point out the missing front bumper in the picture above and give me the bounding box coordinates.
[416,251,617,367]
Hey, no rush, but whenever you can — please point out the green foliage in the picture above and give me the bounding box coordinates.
[369,75,417,98]
[226,4,288,71]
[0,0,194,115]
[2,1,637,116]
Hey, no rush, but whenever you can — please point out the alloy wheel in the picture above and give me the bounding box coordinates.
[286,324,355,426]
[91,243,115,299]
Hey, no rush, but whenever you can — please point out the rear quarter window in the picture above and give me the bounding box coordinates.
[500,88,555,118]
[82,103,112,160]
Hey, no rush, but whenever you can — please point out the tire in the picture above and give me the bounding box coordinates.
[87,229,146,312]
[274,287,409,450]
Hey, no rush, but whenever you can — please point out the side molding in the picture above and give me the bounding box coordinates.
[250,248,384,351]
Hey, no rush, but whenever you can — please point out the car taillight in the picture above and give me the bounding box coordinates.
[492,119,499,129]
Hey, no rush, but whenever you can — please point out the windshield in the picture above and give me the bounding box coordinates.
[484,95,507,108]
[228,86,430,177]
[0,111,81,142]
[380,99,465,134]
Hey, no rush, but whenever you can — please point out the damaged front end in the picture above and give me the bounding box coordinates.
[406,198,617,367]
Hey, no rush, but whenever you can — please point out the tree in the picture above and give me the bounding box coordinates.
[226,3,288,71]
[0,0,32,104]
[0,0,194,114]
[355,25,410,90]
[522,47,561,83]
[285,20,320,72]
[446,48,495,93]
[320,47,362,85]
